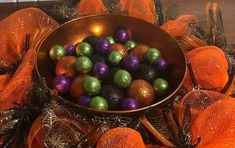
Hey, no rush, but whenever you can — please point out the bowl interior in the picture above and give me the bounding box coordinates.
[36,15,186,114]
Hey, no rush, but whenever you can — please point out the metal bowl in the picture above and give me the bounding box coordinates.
[36,15,186,115]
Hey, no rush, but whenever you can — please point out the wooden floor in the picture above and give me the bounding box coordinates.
[0,0,235,43]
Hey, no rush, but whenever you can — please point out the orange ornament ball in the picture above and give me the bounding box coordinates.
[110,43,128,57]
[128,79,154,107]
[70,75,87,98]
[55,56,76,77]
[130,44,149,60]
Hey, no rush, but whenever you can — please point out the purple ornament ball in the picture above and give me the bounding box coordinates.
[92,63,110,79]
[156,58,168,72]
[52,75,71,93]
[122,55,139,71]
[95,38,111,55]
[115,28,129,43]
[76,95,92,107]
[121,98,139,110]
[64,43,76,55]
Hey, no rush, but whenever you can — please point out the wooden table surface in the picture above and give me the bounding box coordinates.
[0,0,234,43]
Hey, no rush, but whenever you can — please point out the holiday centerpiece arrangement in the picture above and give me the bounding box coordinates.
[0,0,234,147]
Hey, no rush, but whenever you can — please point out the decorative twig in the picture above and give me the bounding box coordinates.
[187,63,198,88]
[140,115,175,147]
[154,0,164,25]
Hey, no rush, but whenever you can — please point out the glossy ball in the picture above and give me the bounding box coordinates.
[113,70,132,88]
[82,35,99,48]
[128,80,154,107]
[92,63,109,79]
[122,55,139,71]
[135,64,158,82]
[55,56,76,78]
[76,42,93,57]
[75,56,92,74]
[106,36,115,44]
[156,58,168,72]
[70,75,87,98]
[121,98,139,110]
[91,54,106,64]
[153,78,169,95]
[49,45,66,61]
[76,95,91,107]
[83,76,101,95]
[64,43,76,55]
[95,38,111,55]
[144,48,161,64]
[131,44,149,60]
[115,28,129,43]
[100,85,125,109]
[124,40,137,50]
[52,75,71,93]
[89,96,108,111]
[108,51,123,66]
[110,43,128,57]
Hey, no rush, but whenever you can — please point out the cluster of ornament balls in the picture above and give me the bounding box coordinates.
[49,28,169,111]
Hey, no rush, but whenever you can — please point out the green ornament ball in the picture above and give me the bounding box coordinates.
[144,48,161,64]
[49,45,66,61]
[83,76,101,95]
[113,70,132,88]
[153,78,169,95]
[106,36,115,44]
[89,96,108,111]
[124,40,137,50]
[108,51,123,65]
[76,42,93,57]
[75,56,92,73]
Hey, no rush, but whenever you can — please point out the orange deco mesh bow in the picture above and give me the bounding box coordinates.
[0,8,58,110]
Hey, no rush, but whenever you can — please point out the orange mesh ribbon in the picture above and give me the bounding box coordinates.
[118,0,156,23]
[76,0,157,24]
[76,0,109,15]
[183,46,228,91]
[96,127,146,148]
[161,15,198,37]
[191,98,235,147]
[0,8,58,110]
[0,49,35,110]
[0,8,58,146]
[175,90,229,125]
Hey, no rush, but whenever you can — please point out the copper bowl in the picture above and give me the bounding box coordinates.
[36,15,187,115]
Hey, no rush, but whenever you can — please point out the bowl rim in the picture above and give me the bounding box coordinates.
[36,14,187,114]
